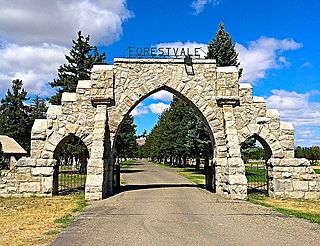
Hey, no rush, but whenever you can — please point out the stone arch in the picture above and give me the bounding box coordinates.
[52,133,90,195]
[110,85,219,153]
[238,124,284,159]
[44,125,93,160]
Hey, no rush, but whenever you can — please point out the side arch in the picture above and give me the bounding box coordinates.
[44,125,93,159]
[238,124,284,159]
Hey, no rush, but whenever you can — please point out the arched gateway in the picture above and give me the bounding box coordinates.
[0,58,319,200]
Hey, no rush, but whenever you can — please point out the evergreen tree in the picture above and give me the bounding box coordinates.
[0,79,33,152]
[143,96,212,167]
[115,115,139,160]
[59,136,89,173]
[207,22,242,76]
[30,95,48,120]
[50,31,106,104]
[240,137,265,163]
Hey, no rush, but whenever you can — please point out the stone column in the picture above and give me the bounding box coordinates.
[222,105,247,199]
[85,105,108,201]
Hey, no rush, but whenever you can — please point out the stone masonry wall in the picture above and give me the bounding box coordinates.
[0,58,319,200]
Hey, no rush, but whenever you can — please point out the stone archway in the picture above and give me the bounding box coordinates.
[0,58,319,200]
[110,86,218,193]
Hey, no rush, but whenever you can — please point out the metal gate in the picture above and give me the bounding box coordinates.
[245,161,268,194]
[54,160,87,195]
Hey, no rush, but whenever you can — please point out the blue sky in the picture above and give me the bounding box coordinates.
[0,0,319,146]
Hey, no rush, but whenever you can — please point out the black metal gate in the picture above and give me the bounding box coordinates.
[53,160,87,195]
[245,161,268,194]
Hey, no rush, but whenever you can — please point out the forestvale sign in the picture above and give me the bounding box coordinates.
[128,46,203,58]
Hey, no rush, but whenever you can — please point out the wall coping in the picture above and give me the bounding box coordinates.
[113,58,217,64]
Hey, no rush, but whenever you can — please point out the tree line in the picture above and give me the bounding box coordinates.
[295,146,320,164]
[143,97,212,168]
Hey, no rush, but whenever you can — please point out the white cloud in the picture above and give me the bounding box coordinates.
[0,0,133,96]
[131,103,149,117]
[150,90,173,101]
[301,62,313,68]
[236,37,302,83]
[156,41,208,58]
[191,0,220,15]
[0,43,67,96]
[266,89,320,127]
[149,103,170,114]
[266,90,320,146]
[0,0,132,46]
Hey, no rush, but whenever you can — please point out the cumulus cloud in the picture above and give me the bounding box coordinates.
[149,103,170,114]
[236,37,302,83]
[0,0,132,46]
[266,89,320,127]
[295,127,320,146]
[150,90,173,101]
[191,0,220,15]
[0,0,133,96]
[0,43,67,96]
[131,103,149,117]
[266,89,320,146]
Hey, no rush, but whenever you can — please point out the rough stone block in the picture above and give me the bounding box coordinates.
[31,167,54,177]
[19,182,41,193]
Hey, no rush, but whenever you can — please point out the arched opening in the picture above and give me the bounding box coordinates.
[240,134,272,195]
[112,87,216,193]
[52,134,89,195]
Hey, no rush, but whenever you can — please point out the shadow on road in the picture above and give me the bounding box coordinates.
[120,169,144,174]
[122,183,204,192]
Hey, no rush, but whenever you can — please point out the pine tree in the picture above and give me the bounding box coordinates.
[115,115,139,160]
[0,79,33,152]
[30,95,48,120]
[49,31,106,104]
[207,22,242,75]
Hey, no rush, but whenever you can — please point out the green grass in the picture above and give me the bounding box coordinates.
[150,161,175,169]
[54,193,87,229]
[177,168,205,185]
[314,169,320,174]
[149,161,205,185]
[248,194,320,224]
[245,166,267,182]
[119,160,137,168]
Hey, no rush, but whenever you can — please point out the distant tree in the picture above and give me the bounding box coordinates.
[49,31,106,104]
[295,146,320,165]
[59,136,89,173]
[0,79,33,152]
[115,115,139,160]
[241,137,265,163]
[30,95,48,120]
[207,22,242,76]
[143,97,212,167]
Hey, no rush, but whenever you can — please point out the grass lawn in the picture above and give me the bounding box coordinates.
[119,159,137,169]
[314,169,320,174]
[249,194,320,224]
[149,161,205,185]
[0,193,87,246]
[176,168,205,185]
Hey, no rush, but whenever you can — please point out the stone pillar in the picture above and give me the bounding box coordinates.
[85,105,108,201]
[222,105,247,199]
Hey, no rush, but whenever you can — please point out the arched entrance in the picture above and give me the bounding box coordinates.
[53,134,89,195]
[241,134,272,194]
[112,88,216,193]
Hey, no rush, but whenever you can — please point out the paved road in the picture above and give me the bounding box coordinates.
[51,160,320,246]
